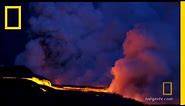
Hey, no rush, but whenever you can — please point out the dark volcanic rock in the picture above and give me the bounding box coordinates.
[0,66,144,105]
[0,66,35,77]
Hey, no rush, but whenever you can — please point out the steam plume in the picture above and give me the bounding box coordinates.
[109,22,179,104]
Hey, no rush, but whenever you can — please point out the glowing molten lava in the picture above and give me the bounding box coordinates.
[1,77,109,93]
[23,77,52,87]
[50,86,109,93]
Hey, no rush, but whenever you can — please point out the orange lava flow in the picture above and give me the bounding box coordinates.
[50,86,109,93]
[1,77,109,93]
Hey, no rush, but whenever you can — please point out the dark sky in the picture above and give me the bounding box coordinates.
[0,2,30,66]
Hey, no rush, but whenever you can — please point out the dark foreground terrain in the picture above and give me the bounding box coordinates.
[0,66,143,105]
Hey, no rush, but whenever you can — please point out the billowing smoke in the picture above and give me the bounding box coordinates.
[15,2,179,104]
[108,22,179,104]
[15,2,126,86]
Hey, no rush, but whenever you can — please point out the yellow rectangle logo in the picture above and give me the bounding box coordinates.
[162,82,172,96]
[4,6,21,30]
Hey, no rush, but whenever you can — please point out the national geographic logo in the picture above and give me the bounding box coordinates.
[4,6,22,30]
[145,82,173,103]
[162,82,172,96]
